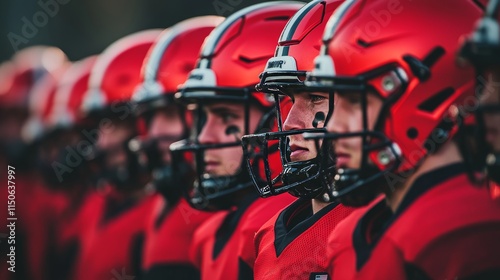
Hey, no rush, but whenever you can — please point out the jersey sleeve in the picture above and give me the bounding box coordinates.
[407,224,500,280]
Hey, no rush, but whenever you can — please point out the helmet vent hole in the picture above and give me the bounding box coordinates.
[357,39,371,48]
[417,87,454,113]
[407,127,418,139]
[239,55,266,64]
[265,16,291,21]
[422,46,445,68]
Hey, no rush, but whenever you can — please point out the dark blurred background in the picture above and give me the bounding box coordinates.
[0,0,287,62]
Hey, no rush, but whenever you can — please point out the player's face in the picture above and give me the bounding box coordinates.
[96,120,135,170]
[480,70,500,152]
[39,129,81,163]
[198,102,263,176]
[148,106,184,164]
[326,92,383,169]
[283,91,329,162]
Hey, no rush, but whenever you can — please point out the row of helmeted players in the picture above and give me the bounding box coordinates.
[1,0,500,279]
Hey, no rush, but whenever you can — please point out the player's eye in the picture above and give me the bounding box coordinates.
[344,93,363,105]
[219,112,238,124]
[309,93,326,104]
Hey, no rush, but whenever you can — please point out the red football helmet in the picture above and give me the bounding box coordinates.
[133,16,224,114]
[131,16,224,202]
[1,46,69,110]
[305,0,483,206]
[171,1,304,210]
[0,46,68,169]
[82,29,163,117]
[22,66,69,143]
[49,55,98,129]
[242,0,345,200]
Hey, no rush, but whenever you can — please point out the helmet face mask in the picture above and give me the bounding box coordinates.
[242,87,336,199]
[90,117,152,191]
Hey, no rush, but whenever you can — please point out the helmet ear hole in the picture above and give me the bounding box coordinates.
[407,127,418,139]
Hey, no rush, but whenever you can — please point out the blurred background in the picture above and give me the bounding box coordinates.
[0,0,277,62]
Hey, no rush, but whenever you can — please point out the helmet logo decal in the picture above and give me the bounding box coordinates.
[183,67,217,88]
[265,56,298,72]
[267,60,285,69]
[306,55,336,87]
[132,81,164,102]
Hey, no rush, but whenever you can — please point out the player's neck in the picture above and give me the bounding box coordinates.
[385,141,462,212]
[312,198,330,214]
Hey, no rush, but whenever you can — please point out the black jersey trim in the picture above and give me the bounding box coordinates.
[274,197,339,256]
[238,257,254,280]
[143,263,200,280]
[353,163,467,270]
[212,193,259,259]
[100,196,137,226]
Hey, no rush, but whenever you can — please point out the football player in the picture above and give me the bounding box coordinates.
[72,30,161,280]
[130,16,224,280]
[459,0,500,200]
[241,1,354,279]
[44,55,102,280]
[11,48,70,280]
[170,2,303,279]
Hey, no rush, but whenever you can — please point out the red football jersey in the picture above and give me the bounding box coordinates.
[253,198,354,280]
[16,177,68,280]
[328,163,500,279]
[53,190,105,280]
[189,194,295,280]
[73,191,158,280]
[490,181,500,201]
[141,196,215,279]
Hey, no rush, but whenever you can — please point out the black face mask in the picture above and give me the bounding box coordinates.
[88,138,149,192]
[170,98,273,211]
[472,104,500,185]
[36,148,88,189]
[140,136,192,205]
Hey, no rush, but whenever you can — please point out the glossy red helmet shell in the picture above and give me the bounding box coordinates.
[21,65,69,142]
[133,16,225,106]
[82,29,162,115]
[178,1,305,108]
[50,55,98,129]
[0,46,68,110]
